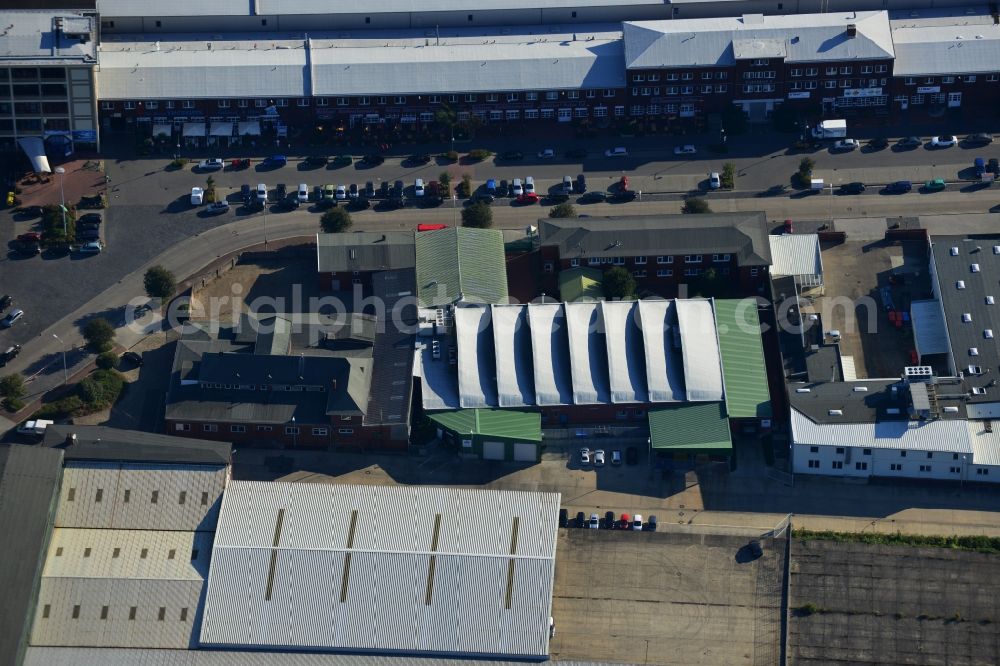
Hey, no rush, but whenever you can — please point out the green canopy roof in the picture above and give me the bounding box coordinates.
[558,267,605,302]
[429,409,542,442]
[714,299,772,419]
[415,227,508,307]
[648,402,732,455]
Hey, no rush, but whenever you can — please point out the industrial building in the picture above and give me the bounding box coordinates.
[199,481,560,659]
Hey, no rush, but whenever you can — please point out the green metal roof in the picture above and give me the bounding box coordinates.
[714,299,773,419]
[429,409,542,442]
[558,267,605,302]
[648,402,732,454]
[414,227,508,307]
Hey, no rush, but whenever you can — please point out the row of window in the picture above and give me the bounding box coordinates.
[903,75,997,85]
[812,446,959,460]
[1,83,70,98]
[634,85,730,96]
[810,460,987,474]
[54,544,198,561]
[66,487,210,505]
[569,254,728,267]
[789,65,889,76]
[42,604,191,622]
[630,267,730,278]
[634,72,730,83]
[632,64,890,83]
[175,423,353,436]
[895,92,962,105]
[200,382,324,392]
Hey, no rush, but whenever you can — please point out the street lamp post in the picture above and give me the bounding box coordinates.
[54,166,66,238]
[52,333,67,385]
[291,416,297,449]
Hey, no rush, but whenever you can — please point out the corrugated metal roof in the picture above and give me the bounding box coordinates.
[55,462,227,531]
[41,528,212,580]
[624,11,894,69]
[0,445,63,666]
[714,299,772,419]
[601,301,648,404]
[456,306,499,408]
[648,402,732,453]
[891,18,1000,76]
[200,481,559,658]
[415,227,508,308]
[527,303,574,406]
[558,266,605,302]
[791,407,974,452]
[910,299,950,357]
[675,299,724,402]
[564,302,611,404]
[429,409,542,442]
[636,300,686,403]
[969,421,1000,467]
[768,234,822,277]
[491,305,536,407]
[315,232,415,273]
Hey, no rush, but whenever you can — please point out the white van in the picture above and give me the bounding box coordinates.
[512,178,524,196]
[524,176,535,194]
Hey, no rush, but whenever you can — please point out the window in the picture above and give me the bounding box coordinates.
[129,607,137,620]
[202,424,217,432]
[84,547,91,557]
[715,84,728,93]
[904,77,916,85]
[790,68,801,77]
[920,465,932,472]
[965,75,977,83]
[840,79,851,88]
[465,94,477,102]
[977,468,990,476]
[312,427,328,436]
[633,270,647,278]
[201,491,209,506]
[123,489,130,503]
[168,549,176,559]
[146,101,159,110]
[927,451,933,459]
[751,59,769,66]
[338,428,354,435]
[839,66,852,75]
[358,96,370,106]
[633,74,645,83]
[614,106,625,117]
[635,256,647,265]
[570,258,579,267]
[487,93,499,102]
[876,64,887,73]
[100,101,114,111]
[810,446,819,453]
[230,425,246,433]
[151,491,158,504]
[806,67,818,76]
[808,460,820,469]
[180,608,189,622]
[666,86,678,95]
[158,607,166,621]
[701,85,712,94]
[989,74,999,82]
[567,91,580,100]
[175,423,190,432]
[507,93,519,102]
[650,74,661,82]
[942,76,954,84]
[524,92,538,101]
[101,606,109,620]
[702,71,713,80]
[832,461,843,469]
[681,73,693,81]
[750,267,759,277]
[825,67,837,76]
[254,98,267,108]
[790,82,802,91]
[545,91,559,101]
[712,253,731,262]
[900,450,907,457]
[825,80,837,89]
[257,425,273,432]
[656,269,673,277]
[684,254,702,263]
[835,447,845,454]
[178,491,186,505]
[950,467,961,474]
[861,66,872,74]
[141,548,148,559]
[684,268,702,277]
[910,94,924,105]
[72,605,80,619]
[657,256,673,264]
[95,488,103,502]
[603,89,616,98]
[855,462,868,471]
[285,426,299,435]
[890,463,902,471]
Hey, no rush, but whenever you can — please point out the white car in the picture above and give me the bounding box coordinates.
[579,447,591,466]
[512,179,524,196]
[197,158,225,171]
[632,514,644,531]
[414,178,425,197]
[78,241,103,254]
[931,135,958,148]
[0,308,24,327]
[832,139,859,151]
[297,183,309,203]
[538,148,555,159]
[524,177,535,194]
[709,172,721,189]
[335,184,347,200]
[588,513,600,529]
[674,144,697,155]
[256,183,268,203]
[594,449,606,466]
[190,187,204,205]
[604,147,628,158]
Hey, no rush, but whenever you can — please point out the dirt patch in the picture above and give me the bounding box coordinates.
[190,257,327,324]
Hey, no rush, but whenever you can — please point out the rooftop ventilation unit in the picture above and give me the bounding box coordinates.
[973,387,988,395]
[828,409,843,416]
[963,313,973,322]
[957,281,966,289]
[988,296,996,305]
[951,247,960,255]
[853,386,868,392]
[972,264,981,272]
[904,366,934,381]
[846,23,857,37]
[944,406,960,413]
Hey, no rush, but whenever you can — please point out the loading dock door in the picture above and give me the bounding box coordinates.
[513,443,537,462]
[483,441,505,460]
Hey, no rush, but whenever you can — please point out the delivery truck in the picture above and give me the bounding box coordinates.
[811,119,847,139]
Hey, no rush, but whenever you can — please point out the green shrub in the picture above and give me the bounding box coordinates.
[682,197,712,214]
[0,373,26,401]
[77,369,125,409]
[438,150,459,162]
[3,397,25,412]
[721,162,737,189]
[461,202,493,229]
[467,149,492,161]
[320,208,352,233]
[96,351,118,370]
[457,174,472,198]
[549,203,577,218]
[169,157,188,169]
[34,395,84,419]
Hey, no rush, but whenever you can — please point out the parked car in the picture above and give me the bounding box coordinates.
[511,179,523,196]
[619,175,629,191]
[925,178,947,191]
[562,176,573,194]
[121,351,143,366]
[197,158,225,171]
[867,137,889,150]
[348,198,371,210]
[304,155,328,167]
[524,177,535,194]
[241,184,252,205]
[604,511,616,529]
[0,308,24,327]
[538,148,555,159]
[646,516,658,532]
[379,181,391,198]
[594,449,606,466]
[231,158,251,170]
[604,147,628,158]
[78,213,102,226]
[256,183,268,203]
[205,200,230,215]
[575,174,587,193]
[838,182,866,195]
[407,153,431,165]
[609,189,637,202]
[882,180,912,194]
[276,183,287,200]
[832,139,859,151]
[76,228,100,241]
[565,147,588,159]
[975,157,987,177]
[473,192,495,203]
[632,514,644,531]
[673,144,697,155]
[619,513,631,530]
[393,180,405,199]
[1,344,21,365]
[931,135,958,148]
[966,132,994,145]
[362,154,384,166]
[190,187,204,205]
[580,447,591,465]
[897,136,923,148]
[486,179,498,195]
[611,449,622,466]
[559,508,568,528]
[323,184,335,203]
[364,181,376,199]
[78,241,103,254]
[335,184,347,201]
[574,511,586,528]
[709,172,721,189]
[497,180,510,197]
[414,178,425,197]
[331,154,353,167]
[516,192,540,204]
[579,191,606,203]
[989,158,1000,174]
[348,183,359,199]
[297,183,309,203]
[588,513,600,529]
[262,155,287,167]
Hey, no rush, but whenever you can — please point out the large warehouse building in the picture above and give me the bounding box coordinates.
[199,481,560,659]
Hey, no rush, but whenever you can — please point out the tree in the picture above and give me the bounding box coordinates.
[83,317,116,353]
[439,172,452,198]
[0,374,25,401]
[795,157,815,187]
[458,174,472,198]
[721,162,737,189]
[682,197,712,214]
[548,203,577,219]
[602,266,637,300]
[320,207,353,233]
[96,351,118,370]
[144,265,176,300]
[462,201,493,228]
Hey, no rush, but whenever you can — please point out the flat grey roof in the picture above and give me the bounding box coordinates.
[200,481,559,658]
[0,10,98,65]
[42,425,231,466]
[890,8,999,76]
[0,445,63,666]
[316,232,415,273]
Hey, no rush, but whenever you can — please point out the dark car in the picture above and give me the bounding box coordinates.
[559,508,568,528]
[626,446,638,465]
[867,137,888,150]
[579,191,606,203]
[499,150,524,161]
[966,132,994,145]
[474,192,495,203]
[608,189,636,202]
[379,198,405,210]
[546,193,570,203]
[76,228,101,240]
[989,158,1000,174]
[1,344,20,366]
[379,181,390,198]
[975,157,987,177]
[393,180,405,198]
[407,153,431,165]
[897,136,922,148]
[262,155,287,168]
[604,511,616,530]
[241,183,252,205]
[364,181,376,199]
[497,179,510,198]
[312,185,323,202]
[0,295,11,312]
[331,154,353,167]
[304,155,328,167]
[78,212,102,225]
[362,154,385,166]
[646,516,658,532]
[575,174,587,193]
[348,198,371,210]
[16,205,43,218]
[574,511,586,528]
[882,180,912,194]
[838,182,866,194]
[276,183,287,200]
[205,200,231,215]
[348,183,359,200]
[121,351,143,366]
